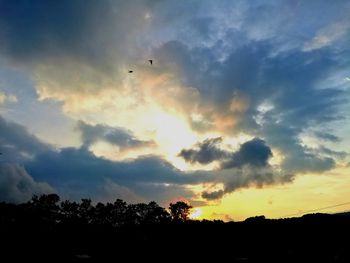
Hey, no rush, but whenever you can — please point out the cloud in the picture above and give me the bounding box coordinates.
[77,120,154,150]
[0,0,159,113]
[261,123,337,174]
[0,1,349,204]
[0,91,17,104]
[314,131,341,143]
[0,0,155,65]
[97,179,144,204]
[0,163,54,203]
[179,137,292,200]
[0,115,294,204]
[318,146,348,160]
[27,147,197,187]
[202,190,224,200]
[303,21,350,52]
[147,8,348,175]
[24,146,212,204]
[0,115,207,204]
[0,115,51,162]
[1,1,348,143]
[281,151,335,174]
[179,137,273,169]
[221,138,272,169]
[201,166,294,200]
[178,135,337,200]
[178,137,227,164]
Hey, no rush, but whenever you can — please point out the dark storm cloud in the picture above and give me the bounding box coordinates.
[178,137,227,164]
[179,137,272,169]
[26,135,283,202]
[178,135,331,200]
[0,163,54,203]
[0,115,292,203]
[221,138,272,169]
[0,115,51,162]
[77,121,154,149]
[0,0,157,66]
[178,137,289,200]
[201,167,294,201]
[202,190,224,200]
[0,116,208,203]
[24,146,212,204]
[23,145,210,204]
[26,147,201,188]
[0,0,108,63]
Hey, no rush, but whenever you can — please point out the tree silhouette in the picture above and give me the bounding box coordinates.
[1,193,350,261]
[112,199,128,226]
[31,193,60,210]
[79,198,93,223]
[169,201,192,222]
[29,193,60,224]
[144,201,171,224]
[60,199,80,222]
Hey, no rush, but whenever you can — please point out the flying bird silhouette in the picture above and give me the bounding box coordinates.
[128,70,133,73]
[148,60,153,65]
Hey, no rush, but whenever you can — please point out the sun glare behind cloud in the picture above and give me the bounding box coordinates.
[149,109,198,169]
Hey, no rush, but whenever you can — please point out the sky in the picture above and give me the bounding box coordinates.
[0,0,350,221]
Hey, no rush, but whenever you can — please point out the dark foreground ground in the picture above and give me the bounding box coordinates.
[1,213,350,262]
[1,195,350,262]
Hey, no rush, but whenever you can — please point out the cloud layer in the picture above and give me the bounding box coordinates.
[1,1,350,204]
[0,163,54,203]
[0,116,202,204]
[77,121,154,150]
[179,137,293,200]
[178,137,227,165]
[179,137,273,169]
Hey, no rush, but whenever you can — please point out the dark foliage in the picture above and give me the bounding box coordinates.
[1,194,350,262]
[169,201,192,222]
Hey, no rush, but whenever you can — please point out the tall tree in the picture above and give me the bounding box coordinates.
[169,201,192,222]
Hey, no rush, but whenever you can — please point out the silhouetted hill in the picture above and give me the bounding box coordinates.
[0,194,349,262]
[333,211,350,217]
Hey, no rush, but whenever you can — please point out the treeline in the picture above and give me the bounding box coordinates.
[2,194,350,262]
[0,193,194,227]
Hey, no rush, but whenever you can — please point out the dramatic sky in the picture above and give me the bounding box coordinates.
[1,0,350,220]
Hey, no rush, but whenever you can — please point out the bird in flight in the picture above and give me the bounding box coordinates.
[128,60,153,73]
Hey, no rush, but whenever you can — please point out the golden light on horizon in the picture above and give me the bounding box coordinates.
[196,166,350,221]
